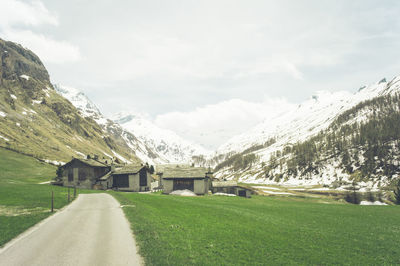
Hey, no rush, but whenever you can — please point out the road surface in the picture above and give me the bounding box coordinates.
[0,193,142,266]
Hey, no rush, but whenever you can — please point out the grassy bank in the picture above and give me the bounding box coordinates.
[0,148,73,246]
[113,192,400,265]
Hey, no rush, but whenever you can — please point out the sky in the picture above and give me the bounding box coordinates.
[1,0,400,149]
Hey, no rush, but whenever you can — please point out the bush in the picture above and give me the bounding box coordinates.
[366,191,376,202]
[345,191,361,204]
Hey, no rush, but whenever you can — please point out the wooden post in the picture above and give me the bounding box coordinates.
[51,191,54,213]
[74,186,76,198]
[68,187,70,202]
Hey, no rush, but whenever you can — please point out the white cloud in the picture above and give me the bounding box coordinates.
[0,0,58,27]
[154,97,295,149]
[0,0,81,64]
[3,29,81,64]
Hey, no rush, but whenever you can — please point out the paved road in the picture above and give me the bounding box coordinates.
[0,193,142,266]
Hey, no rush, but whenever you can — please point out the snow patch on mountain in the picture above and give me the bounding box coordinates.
[54,84,102,120]
[19,74,30,80]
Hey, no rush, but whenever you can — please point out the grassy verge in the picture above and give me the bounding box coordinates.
[112,192,400,265]
[0,148,73,246]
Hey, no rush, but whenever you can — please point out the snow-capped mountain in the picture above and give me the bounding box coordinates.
[213,75,400,187]
[112,112,210,163]
[217,79,388,155]
[54,84,209,164]
[54,84,162,164]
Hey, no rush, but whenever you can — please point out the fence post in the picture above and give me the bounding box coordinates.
[68,187,70,202]
[74,186,76,198]
[51,191,54,213]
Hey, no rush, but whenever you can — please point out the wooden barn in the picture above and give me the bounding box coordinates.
[59,157,152,192]
[211,180,252,198]
[159,166,212,195]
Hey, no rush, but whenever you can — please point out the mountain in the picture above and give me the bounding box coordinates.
[53,84,161,164]
[112,112,210,164]
[212,75,400,189]
[0,38,141,164]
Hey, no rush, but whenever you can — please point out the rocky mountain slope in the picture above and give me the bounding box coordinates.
[112,112,210,163]
[213,76,400,189]
[0,39,141,164]
[54,84,161,164]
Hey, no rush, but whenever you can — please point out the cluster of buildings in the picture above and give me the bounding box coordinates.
[55,157,252,197]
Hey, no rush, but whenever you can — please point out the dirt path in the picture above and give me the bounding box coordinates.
[0,193,142,266]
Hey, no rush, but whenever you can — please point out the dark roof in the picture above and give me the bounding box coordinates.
[161,166,209,179]
[113,164,145,175]
[62,158,110,168]
[212,180,238,187]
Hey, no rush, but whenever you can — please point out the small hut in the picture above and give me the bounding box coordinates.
[211,180,252,198]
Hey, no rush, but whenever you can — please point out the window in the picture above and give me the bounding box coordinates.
[139,169,147,186]
[113,174,129,188]
[173,179,194,191]
[78,169,86,181]
[68,169,73,182]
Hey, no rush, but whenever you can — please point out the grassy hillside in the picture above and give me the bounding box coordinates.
[0,148,71,246]
[0,38,141,164]
[113,192,400,265]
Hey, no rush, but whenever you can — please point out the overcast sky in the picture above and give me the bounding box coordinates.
[1,0,400,149]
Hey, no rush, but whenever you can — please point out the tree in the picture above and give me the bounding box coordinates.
[345,180,361,204]
[149,165,155,174]
[394,179,400,205]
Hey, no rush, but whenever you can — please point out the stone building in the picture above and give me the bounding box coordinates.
[211,180,252,198]
[59,158,152,192]
[159,166,212,195]
[60,158,110,189]
[98,164,152,192]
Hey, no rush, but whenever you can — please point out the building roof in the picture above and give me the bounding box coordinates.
[212,180,238,187]
[161,166,209,179]
[61,158,110,168]
[113,164,145,175]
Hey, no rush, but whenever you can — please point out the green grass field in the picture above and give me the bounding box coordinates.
[112,192,400,265]
[0,148,73,246]
[2,146,400,265]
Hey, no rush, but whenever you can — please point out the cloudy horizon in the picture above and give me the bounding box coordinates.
[1,0,400,149]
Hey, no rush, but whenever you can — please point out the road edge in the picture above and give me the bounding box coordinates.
[0,194,80,255]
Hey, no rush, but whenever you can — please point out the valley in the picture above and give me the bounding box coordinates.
[1,34,400,265]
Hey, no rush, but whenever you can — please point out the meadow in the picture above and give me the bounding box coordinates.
[1,147,400,265]
[0,148,72,246]
[113,192,400,265]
